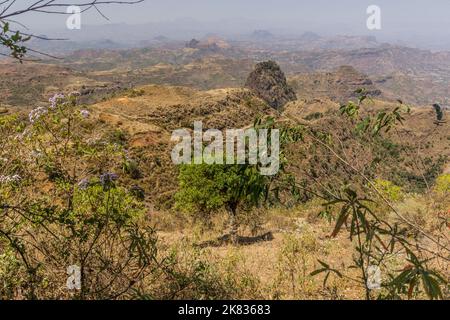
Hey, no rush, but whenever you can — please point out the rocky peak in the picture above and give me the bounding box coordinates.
[251,30,274,41]
[245,60,297,110]
[186,39,200,49]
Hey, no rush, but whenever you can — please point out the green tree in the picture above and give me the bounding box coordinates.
[175,118,302,244]
[176,163,269,244]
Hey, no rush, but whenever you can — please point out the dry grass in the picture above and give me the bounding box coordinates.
[147,188,450,300]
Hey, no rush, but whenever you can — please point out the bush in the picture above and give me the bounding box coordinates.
[434,174,450,193]
[0,94,161,299]
[373,178,404,201]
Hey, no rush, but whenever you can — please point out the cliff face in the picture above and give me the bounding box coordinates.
[245,60,297,110]
[289,65,382,104]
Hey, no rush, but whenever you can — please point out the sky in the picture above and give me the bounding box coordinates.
[5,0,450,47]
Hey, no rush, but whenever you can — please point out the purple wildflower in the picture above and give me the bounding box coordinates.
[29,107,48,123]
[77,178,90,190]
[100,173,118,188]
[0,174,21,184]
[49,93,65,109]
[80,110,90,118]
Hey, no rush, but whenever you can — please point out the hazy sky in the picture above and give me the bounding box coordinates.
[7,0,450,46]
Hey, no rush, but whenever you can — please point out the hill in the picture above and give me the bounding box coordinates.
[1,60,448,300]
[2,43,450,108]
[81,80,448,209]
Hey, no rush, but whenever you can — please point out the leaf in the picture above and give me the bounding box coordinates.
[407,278,416,299]
[331,205,350,237]
[323,199,345,206]
[310,268,327,276]
[318,259,330,269]
[323,272,330,287]
[344,188,357,199]
[421,272,443,300]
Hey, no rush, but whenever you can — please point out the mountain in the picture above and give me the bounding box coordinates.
[2,41,450,108]
[276,45,450,105]
[289,65,382,104]
[250,30,275,41]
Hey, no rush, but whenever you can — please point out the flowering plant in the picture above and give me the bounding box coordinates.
[0,94,159,299]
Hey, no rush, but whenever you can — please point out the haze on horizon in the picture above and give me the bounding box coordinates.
[8,0,450,49]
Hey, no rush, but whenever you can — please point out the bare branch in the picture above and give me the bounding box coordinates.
[0,1,144,19]
[0,0,145,60]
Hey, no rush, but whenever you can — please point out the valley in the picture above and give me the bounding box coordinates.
[0,31,448,300]
[2,36,450,109]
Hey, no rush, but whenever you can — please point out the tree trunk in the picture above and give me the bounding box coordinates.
[227,204,238,245]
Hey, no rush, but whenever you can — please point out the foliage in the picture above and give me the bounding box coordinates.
[0,21,29,61]
[305,91,448,300]
[434,174,450,194]
[175,117,303,242]
[175,159,271,243]
[310,186,446,300]
[386,249,446,300]
[0,94,160,299]
[176,163,268,216]
[372,179,404,202]
[0,76,447,301]
[132,240,262,300]
[340,89,410,137]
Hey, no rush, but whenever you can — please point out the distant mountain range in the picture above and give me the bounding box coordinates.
[25,28,382,55]
[2,35,450,108]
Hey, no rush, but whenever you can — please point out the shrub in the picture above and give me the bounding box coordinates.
[373,178,404,201]
[434,174,450,194]
[0,94,161,299]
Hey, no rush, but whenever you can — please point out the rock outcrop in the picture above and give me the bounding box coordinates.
[289,65,382,104]
[185,37,229,51]
[245,60,297,110]
[186,39,200,49]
